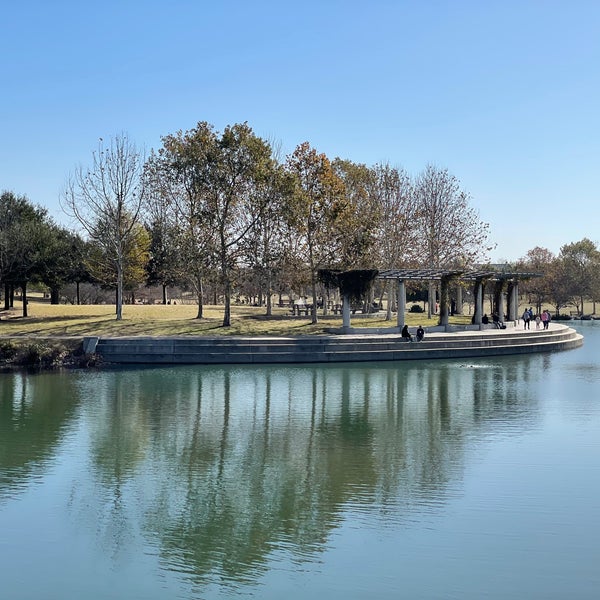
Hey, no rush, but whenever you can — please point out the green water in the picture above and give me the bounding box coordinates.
[1,323,599,599]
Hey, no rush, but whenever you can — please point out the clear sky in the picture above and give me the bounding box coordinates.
[1,0,598,262]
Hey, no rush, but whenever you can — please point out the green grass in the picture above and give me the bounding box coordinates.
[0,299,466,338]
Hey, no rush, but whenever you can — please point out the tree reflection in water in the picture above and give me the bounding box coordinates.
[0,356,543,590]
[0,371,80,501]
[65,356,542,587]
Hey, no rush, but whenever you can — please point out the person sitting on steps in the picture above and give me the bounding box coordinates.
[401,324,413,341]
[416,325,425,342]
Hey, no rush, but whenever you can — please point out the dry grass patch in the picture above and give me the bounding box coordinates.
[0,300,470,338]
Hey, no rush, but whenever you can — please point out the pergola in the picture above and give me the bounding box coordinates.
[377,268,464,329]
[375,267,542,330]
[461,269,543,325]
[332,267,543,332]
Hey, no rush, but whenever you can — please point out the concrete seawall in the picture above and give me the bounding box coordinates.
[88,323,583,365]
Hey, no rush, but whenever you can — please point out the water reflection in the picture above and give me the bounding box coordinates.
[0,371,79,501]
[61,354,545,587]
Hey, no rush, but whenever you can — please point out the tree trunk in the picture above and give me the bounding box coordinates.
[162,284,167,305]
[76,281,81,305]
[310,272,318,325]
[116,262,123,320]
[50,287,60,304]
[265,269,272,317]
[223,277,231,327]
[4,283,9,310]
[21,282,28,318]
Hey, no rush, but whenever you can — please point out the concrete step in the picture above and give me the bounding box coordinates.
[92,325,583,365]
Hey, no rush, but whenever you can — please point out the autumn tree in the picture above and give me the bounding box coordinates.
[62,134,146,320]
[151,122,275,325]
[86,216,150,304]
[559,238,600,315]
[145,137,217,319]
[285,142,347,324]
[332,159,381,268]
[240,160,293,315]
[516,246,554,314]
[210,123,275,326]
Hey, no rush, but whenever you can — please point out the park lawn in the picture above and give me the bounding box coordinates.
[0,300,461,338]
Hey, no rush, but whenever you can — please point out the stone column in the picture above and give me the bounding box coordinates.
[474,280,483,326]
[397,280,406,329]
[497,289,505,323]
[439,277,450,326]
[456,285,463,315]
[342,293,351,331]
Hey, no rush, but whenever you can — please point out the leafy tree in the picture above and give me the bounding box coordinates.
[558,238,600,315]
[210,123,275,326]
[152,122,275,326]
[62,134,146,320]
[332,159,381,269]
[285,142,347,323]
[0,191,53,316]
[544,256,572,316]
[146,129,219,318]
[37,226,86,304]
[516,246,554,314]
[240,161,294,315]
[86,220,150,301]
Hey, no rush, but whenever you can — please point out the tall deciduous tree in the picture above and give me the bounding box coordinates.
[516,246,554,314]
[286,142,347,324]
[370,163,419,317]
[241,161,293,316]
[413,165,493,317]
[0,191,52,316]
[152,122,275,326]
[62,134,146,320]
[211,123,275,326]
[559,238,600,315]
[145,137,217,319]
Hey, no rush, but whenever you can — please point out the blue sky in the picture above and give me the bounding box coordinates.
[1,0,598,262]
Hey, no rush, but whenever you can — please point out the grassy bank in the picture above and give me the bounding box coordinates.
[0,300,460,338]
[0,300,462,368]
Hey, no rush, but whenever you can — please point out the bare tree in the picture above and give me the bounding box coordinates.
[414,165,493,317]
[62,134,145,320]
[372,163,419,318]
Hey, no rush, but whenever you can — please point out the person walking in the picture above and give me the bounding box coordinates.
[541,310,550,330]
[522,308,531,330]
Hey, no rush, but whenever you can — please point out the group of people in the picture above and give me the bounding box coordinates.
[522,307,552,330]
[401,324,425,342]
[481,313,504,328]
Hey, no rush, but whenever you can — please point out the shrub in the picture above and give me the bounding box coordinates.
[409,304,424,313]
[0,340,18,360]
[14,342,69,367]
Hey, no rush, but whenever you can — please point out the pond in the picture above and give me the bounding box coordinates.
[1,322,599,599]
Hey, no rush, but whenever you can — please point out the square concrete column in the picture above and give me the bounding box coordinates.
[397,280,406,329]
[342,294,351,330]
[510,282,519,321]
[475,281,483,326]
